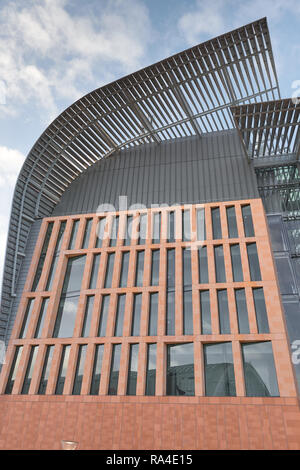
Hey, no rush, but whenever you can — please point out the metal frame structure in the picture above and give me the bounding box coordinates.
[0,17,281,342]
[231,98,300,165]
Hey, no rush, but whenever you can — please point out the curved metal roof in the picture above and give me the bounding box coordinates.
[0,17,280,341]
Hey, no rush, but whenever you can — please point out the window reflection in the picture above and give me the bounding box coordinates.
[108,344,121,395]
[166,343,195,396]
[242,342,279,397]
[90,344,104,395]
[204,342,236,396]
[145,344,156,396]
[127,344,139,395]
[55,345,70,395]
[53,255,86,338]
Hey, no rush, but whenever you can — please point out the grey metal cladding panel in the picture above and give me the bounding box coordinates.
[52,131,259,216]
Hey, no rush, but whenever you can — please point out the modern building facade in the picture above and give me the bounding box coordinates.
[0,18,300,450]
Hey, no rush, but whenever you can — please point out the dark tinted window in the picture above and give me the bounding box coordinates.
[211,207,222,239]
[235,289,250,334]
[226,206,238,238]
[242,205,255,237]
[253,288,269,333]
[200,290,211,334]
[127,344,139,396]
[230,244,243,282]
[247,243,261,281]
[214,245,226,283]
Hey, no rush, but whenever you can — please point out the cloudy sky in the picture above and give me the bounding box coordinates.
[0,0,300,287]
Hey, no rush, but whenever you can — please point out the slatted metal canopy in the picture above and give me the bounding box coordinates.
[232,98,300,165]
[1,17,281,341]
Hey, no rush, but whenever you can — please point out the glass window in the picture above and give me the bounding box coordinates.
[38,345,54,395]
[81,296,94,337]
[108,344,121,395]
[89,253,101,289]
[19,298,35,339]
[167,248,175,288]
[52,255,86,338]
[217,290,231,334]
[167,211,175,242]
[110,215,119,247]
[135,250,145,287]
[98,295,110,337]
[68,219,79,250]
[104,252,115,288]
[150,250,160,286]
[124,215,133,246]
[127,344,139,395]
[119,251,130,287]
[267,215,286,251]
[182,248,192,287]
[60,255,86,294]
[204,342,236,396]
[235,289,250,334]
[82,218,93,249]
[131,293,142,336]
[95,217,106,248]
[200,290,211,334]
[198,246,209,284]
[72,345,87,395]
[183,290,193,335]
[226,206,238,238]
[138,213,147,245]
[230,244,243,282]
[242,342,279,397]
[55,345,70,395]
[34,298,49,338]
[53,295,79,338]
[145,344,156,396]
[90,344,104,395]
[166,343,195,396]
[166,291,175,336]
[46,221,66,291]
[212,207,222,239]
[253,288,269,333]
[152,212,161,244]
[21,346,39,394]
[197,207,206,241]
[182,209,191,241]
[114,294,126,337]
[247,243,261,281]
[5,346,23,394]
[148,292,158,336]
[242,204,255,237]
[214,245,226,283]
[275,257,297,294]
[32,222,54,291]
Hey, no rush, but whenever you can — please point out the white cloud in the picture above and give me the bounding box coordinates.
[178,0,228,45]
[0,0,153,122]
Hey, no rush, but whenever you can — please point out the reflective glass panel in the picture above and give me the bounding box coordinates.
[242,342,279,397]
[204,342,236,396]
[108,344,121,395]
[38,345,54,395]
[253,288,269,333]
[90,344,104,395]
[214,245,226,283]
[166,343,195,396]
[72,345,87,395]
[217,290,231,334]
[235,289,250,334]
[212,207,222,239]
[226,206,238,238]
[200,290,211,334]
[230,244,243,282]
[127,344,139,395]
[55,345,70,395]
[145,344,156,396]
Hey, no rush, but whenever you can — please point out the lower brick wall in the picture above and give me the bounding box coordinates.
[1,396,300,450]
